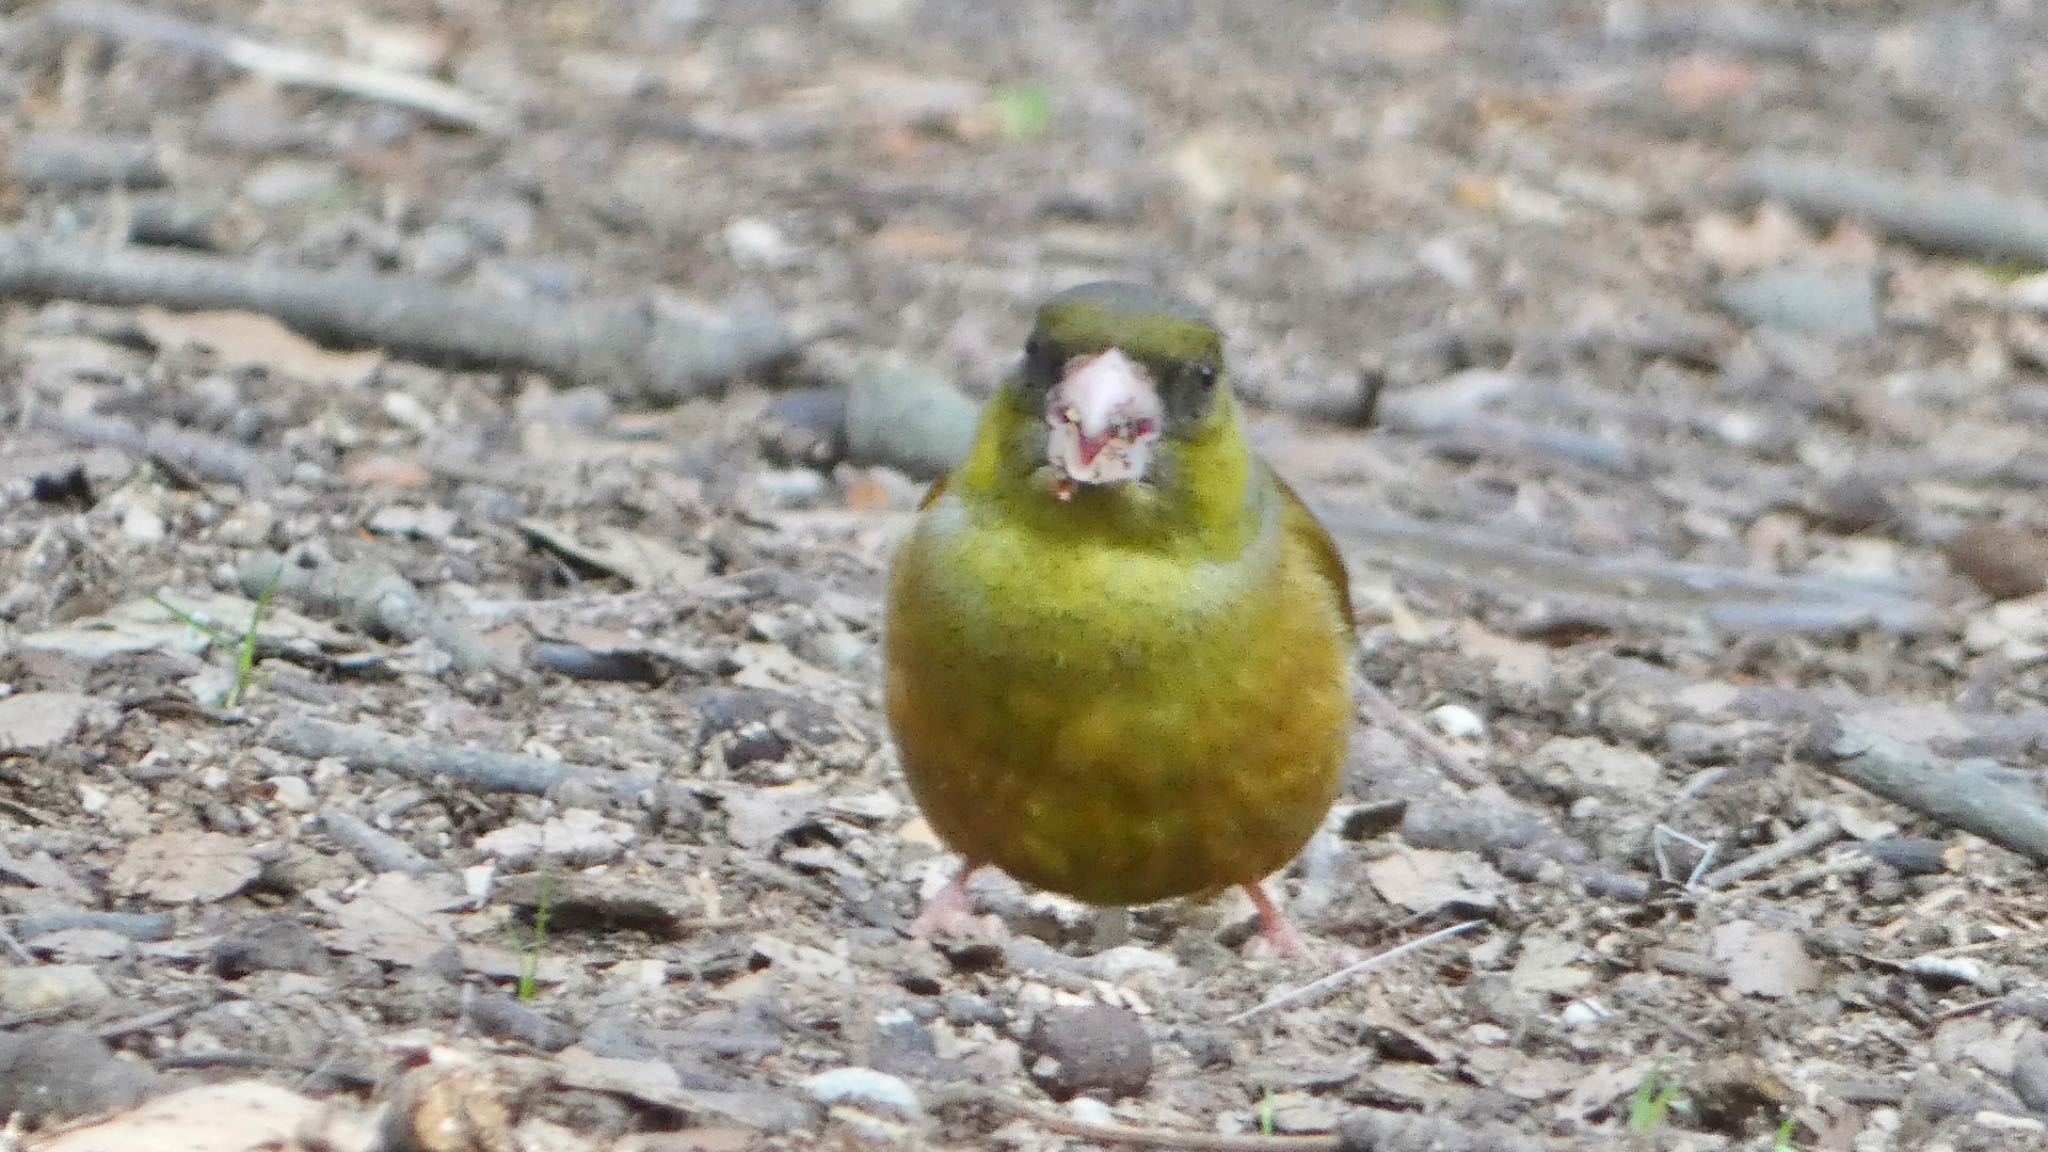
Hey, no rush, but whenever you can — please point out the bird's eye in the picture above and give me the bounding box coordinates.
[1024,333,1061,389]
[1185,363,1218,391]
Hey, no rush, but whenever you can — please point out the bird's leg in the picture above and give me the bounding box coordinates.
[1242,882,1310,959]
[907,863,1002,941]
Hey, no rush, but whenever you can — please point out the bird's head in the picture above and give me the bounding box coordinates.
[1018,281,1226,499]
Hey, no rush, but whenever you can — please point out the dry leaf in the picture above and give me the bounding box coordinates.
[1363,849,1501,914]
[517,519,711,588]
[328,872,466,966]
[1710,920,1818,999]
[1508,931,1593,997]
[34,1080,327,1152]
[109,832,260,904]
[135,307,382,387]
[0,692,96,753]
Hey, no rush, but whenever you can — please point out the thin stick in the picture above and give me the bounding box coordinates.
[1819,718,2048,864]
[48,0,513,134]
[1356,679,1488,788]
[0,924,35,964]
[267,715,649,800]
[923,1084,1334,1151]
[1225,919,1487,1024]
[320,810,437,875]
[1700,812,1843,890]
[0,232,795,403]
[93,1001,202,1040]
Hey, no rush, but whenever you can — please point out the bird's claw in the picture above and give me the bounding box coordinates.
[906,867,1008,943]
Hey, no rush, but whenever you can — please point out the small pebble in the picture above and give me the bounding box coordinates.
[0,965,111,1014]
[802,1067,923,1120]
[1719,264,1879,338]
[1425,703,1486,742]
[121,504,165,542]
[1946,522,2048,601]
[210,916,329,979]
[1094,945,1178,984]
[467,992,577,1052]
[1560,1000,1608,1029]
[270,776,315,811]
[0,1027,156,1124]
[1067,1097,1117,1126]
[725,216,800,270]
[1021,1005,1153,1102]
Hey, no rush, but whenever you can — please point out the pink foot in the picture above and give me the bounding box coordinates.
[1242,882,1313,960]
[907,865,1006,942]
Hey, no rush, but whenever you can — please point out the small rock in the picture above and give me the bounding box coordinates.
[724,217,800,271]
[210,916,330,979]
[121,503,166,542]
[1710,920,1818,999]
[1424,703,1486,742]
[243,160,346,209]
[1067,1097,1117,1126]
[1719,264,1879,338]
[0,964,112,1014]
[844,355,979,480]
[1810,475,1897,534]
[2012,1029,2048,1114]
[0,1027,156,1125]
[1946,522,2048,600]
[802,1067,922,1120]
[1520,736,1663,804]
[366,505,460,541]
[269,776,315,811]
[1021,1005,1153,1102]
[0,692,94,753]
[468,991,577,1051]
[1266,1092,1345,1135]
[1906,955,2002,995]
[1094,945,1178,984]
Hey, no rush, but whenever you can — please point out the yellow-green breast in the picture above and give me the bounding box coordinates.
[883,389,1353,906]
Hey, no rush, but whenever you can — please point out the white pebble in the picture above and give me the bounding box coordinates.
[269,776,314,811]
[1067,1097,1117,1126]
[1560,999,1609,1029]
[76,783,110,814]
[1095,945,1179,984]
[803,1067,923,1120]
[121,504,166,542]
[1425,703,1486,741]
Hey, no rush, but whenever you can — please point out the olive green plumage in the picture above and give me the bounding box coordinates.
[884,282,1355,911]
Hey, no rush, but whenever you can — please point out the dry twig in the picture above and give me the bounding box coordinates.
[266,715,649,799]
[1812,717,2048,864]
[0,232,796,403]
[1734,153,2048,266]
[1356,679,1488,788]
[1313,502,1936,638]
[1700,812,1844,890]
[48,0,513,133]
[1226,919,1488,1024]
[319,810,437,875]
[925,1084,1544,1152]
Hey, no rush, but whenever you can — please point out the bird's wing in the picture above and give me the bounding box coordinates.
[1272,470,1358,647]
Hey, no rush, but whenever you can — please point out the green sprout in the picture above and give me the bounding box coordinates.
[1257,1089,1275,1136]
[151,567,281,709]
[1772,1115,1800,1151]
[1629,1068,1686,1133]
[510,868,555,1002]
[992,83,1053,141]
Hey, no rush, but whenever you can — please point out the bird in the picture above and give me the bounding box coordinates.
[882,280,1356,956]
